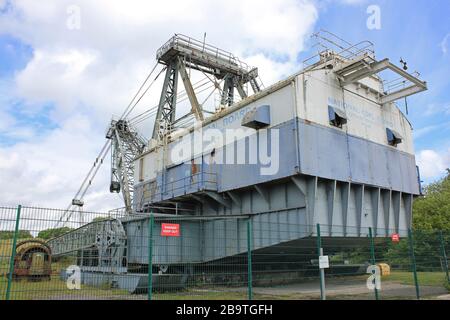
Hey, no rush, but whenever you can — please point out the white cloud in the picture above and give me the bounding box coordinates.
[1,0,318,122]
[440,33,450,55]
[413,121,450,139]
[0,108,16,130]
[339,0,366,4]
[424,103,450,116]
[0,113,123,211]
[0,0,318,211]
[416,148,450,180]
[324,0,367,6]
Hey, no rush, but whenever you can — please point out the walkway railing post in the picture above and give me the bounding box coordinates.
[247,218,253,300]
[408,228,420,300]
[148,214,154,300]
[439,231,449,284]
[316,224,326,300]
[6,205,21,300]
[368,227,379,300]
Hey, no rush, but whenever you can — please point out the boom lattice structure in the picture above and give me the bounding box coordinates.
[107,120,147,214]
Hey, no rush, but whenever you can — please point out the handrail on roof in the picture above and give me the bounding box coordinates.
[302,40,375,67]
[156,34,250,71]
[302,29,375,67]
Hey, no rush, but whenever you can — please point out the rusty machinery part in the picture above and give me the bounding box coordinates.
[14,239,52,280]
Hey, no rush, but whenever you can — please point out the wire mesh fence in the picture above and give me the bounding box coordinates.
[0,205,449,300]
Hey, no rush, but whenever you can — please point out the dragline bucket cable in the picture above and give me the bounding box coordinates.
[56,139,111,226]
[60,62,162,223]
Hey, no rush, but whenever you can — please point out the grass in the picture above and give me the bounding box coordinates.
[0,276,130,300]
[152,290,317,300]
[382,271,448,287]
[1,272,448,300]
[0,239,13,277]
[0,239,12,256]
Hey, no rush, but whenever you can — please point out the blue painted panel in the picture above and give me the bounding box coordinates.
[219,120,298,191]
[297,119,419,194]
[298,120,351,181]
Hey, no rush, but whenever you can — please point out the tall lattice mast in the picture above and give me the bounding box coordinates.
[152,34,262,140]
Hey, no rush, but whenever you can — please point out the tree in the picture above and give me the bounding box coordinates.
[413,170,450,231]
[92,216,109,222]
[0,230,32,239]
[381,171,450,270]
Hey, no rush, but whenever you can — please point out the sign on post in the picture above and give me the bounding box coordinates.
[161,223,180,237]
[319,255,329,269]
[391,233,400,243]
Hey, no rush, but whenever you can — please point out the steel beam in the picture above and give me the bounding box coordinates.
[152,61,179,139]
[227,191,242,207]
[341,182,350,236]
[254,185,269,205]
[177,57,204,121]
[204,191,231,208]
[380,84,427,104]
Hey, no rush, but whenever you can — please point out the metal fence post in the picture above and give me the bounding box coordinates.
[316,224,326,300]
[368,227,379,300]
[148,214,154,300]
[439,231,449,284]
[408,228,420,300]
[247,218,253,300]
[6,205,21,300]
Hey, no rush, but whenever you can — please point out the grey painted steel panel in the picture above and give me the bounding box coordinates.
[135,118,419,211]
[297,119,419,194]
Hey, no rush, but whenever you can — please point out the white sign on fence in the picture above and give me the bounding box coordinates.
[319,255,329,269]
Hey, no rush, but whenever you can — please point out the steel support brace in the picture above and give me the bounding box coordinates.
[439,231,450,284]
[316,224,326,300]
[221,75,235,106]
[369,227,379,300]
[6,205,21,300]
[177,57,204,121]
[408,228,420,300]
[152,62,179,139]
[247,219,253,300]
[148,215,154,300]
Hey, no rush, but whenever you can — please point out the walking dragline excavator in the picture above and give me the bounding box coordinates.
[50,30,428,293]
[59,34,263,224]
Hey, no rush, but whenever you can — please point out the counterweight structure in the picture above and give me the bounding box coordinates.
[49,32,428,292]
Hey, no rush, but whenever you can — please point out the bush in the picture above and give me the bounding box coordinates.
[38,227,73,240]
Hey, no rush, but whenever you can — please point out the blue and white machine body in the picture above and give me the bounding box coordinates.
[130,36,427,268]
[50,34,428,291]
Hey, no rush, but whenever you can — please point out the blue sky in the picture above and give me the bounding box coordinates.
[0,0,449,209]
[312,0,450,159]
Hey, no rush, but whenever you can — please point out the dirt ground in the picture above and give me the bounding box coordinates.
[209,276,449,300]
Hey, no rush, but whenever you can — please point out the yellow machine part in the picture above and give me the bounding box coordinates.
[377,263,391,276]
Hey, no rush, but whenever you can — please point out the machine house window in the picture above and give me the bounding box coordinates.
[328,106,347,128]
[386,128,402,147]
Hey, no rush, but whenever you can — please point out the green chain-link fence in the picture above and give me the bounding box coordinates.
[0,205,449,300]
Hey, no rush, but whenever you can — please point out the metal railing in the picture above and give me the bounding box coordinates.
[0,205,449,300]
[303,29,375,67]
[138,171,218,206]
[156,33,250,72]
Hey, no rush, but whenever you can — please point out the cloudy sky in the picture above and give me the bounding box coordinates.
[0,0,449,211]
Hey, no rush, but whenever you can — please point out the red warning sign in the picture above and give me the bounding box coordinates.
[161,223,180,237]
[391,233,400,242]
